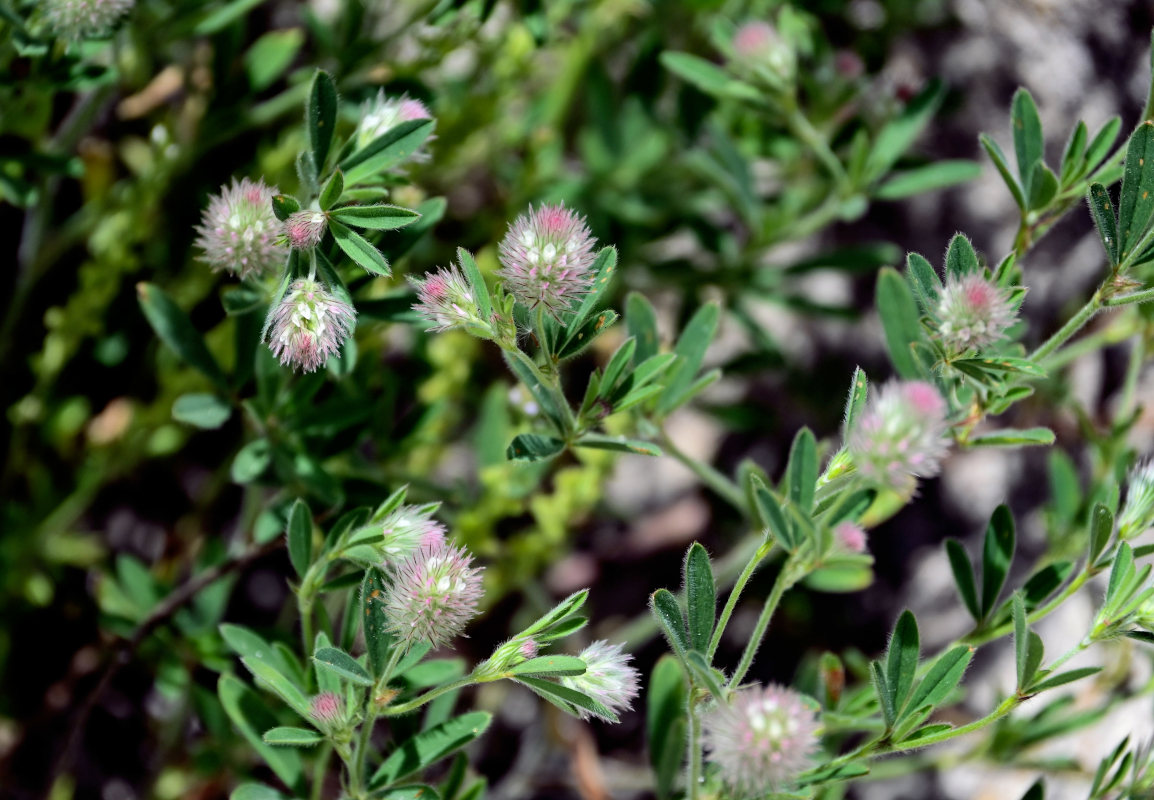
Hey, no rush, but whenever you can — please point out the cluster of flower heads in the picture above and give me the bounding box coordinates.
[356,91,432,152]
[194,177,287,279]
[935,273,1017,353]
[496,204,598,319]
[559,640,640,722]
[383,541,484,649]
[267,279,357,373]
[849,380,950,496]
[42,0,133,40]
[704,683,820,795]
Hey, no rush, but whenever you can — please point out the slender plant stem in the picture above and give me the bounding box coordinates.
[311,742,333,800]
[381,677,476,716]
[727,556,800,689]
[964,569,1091,648]
[1029,291,1102,362]
[505,347,577,439]
[784,102,848,187]
[659,429,747,513]
[707,540,772,660]
[1104,286,1154,306]
[1120,332,1147,418]
[686,691,703,800]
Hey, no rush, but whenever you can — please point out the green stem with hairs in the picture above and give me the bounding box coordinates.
[659,429,747,513]
[727,555,803,689]
[707,539,773,660]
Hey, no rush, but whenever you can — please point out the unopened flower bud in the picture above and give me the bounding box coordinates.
[560,640,639,722]
[268,279,356,373]
[380,504,447,560]
[384,542,484,649]
[849,380,949,495]
[704,684,820,795]
[834,521,867,554]
[309,692,343,728]
[1120,459,1154,539]
[409,264,485,332]
[520,638,540,660]
[286,211,327,250]
[43,0,133,40]
[356,91,433,151]
[936,273,1016,353]
[731,21,795,81]
[195,177,286,279]
[497,204,598,320]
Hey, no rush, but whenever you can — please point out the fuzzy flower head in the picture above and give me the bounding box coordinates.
[379,504,447,561]
[560,640,639,722]
[356,91,432,150]
[408,264,484,332]
[731,20,795,81]
[497,204,598,319]
[936,273,1017,353]
[1120,459,1154,539]
[704,684,820,795]
[195,177,286,279]
[384,541,484,649]
[267,279,356,373]
[309,692,343,728]
[43,0,133,40]
[849,380,949,495]
[285,211,327,250]
[834,521,867,554]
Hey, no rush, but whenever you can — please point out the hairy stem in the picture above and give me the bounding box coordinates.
[707,539,773,660]
[728,555,801,689]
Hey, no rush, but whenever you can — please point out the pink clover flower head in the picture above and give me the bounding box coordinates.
[560,640,639,722]
[379,504,448,561]
[285,211,327,250]
[704,684,820,795]
[267,279,356,373]
[733,21,778,59]
[848,379,949,495]
[356,91,433,150]
[195,177,286,279]
[497,204,598,319]
[1120,459,1154,537]
[309,691,343,727]
[408,264,482,332]
[44,0,133,40]
[834,521,867,554]
[936,273,1017,352]
[519,638,540,660]
[384,541,484,649]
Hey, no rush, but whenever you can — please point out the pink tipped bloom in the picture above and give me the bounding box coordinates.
[560,640,639,722]
[497,204,598,319]
[733,21,778,58]
[936,273,1017,352]
[43,0,133,40]
[309,692,343,727]
[356,91,433,150]
[380,504,447,561]
[384,542,484,649]
[285,211,327,250]
[704,684,820,794]
[834,521,868,553]
[267,279,356,373]
[195,177,286,279]
[408,264,483,332]
[848,380,949,495]
[519,638,540,660]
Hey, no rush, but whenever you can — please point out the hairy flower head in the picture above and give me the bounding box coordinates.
[560,640,639,722]
[309,692,343,728]
[834,521,867,554]
[43,0,133,40]
[195,177,286,279]
[731,20,795,81]
[1120,459,1154,539]
[704,684,820,795]
[267,279,356,373]
[384,542,484,649]
[380,504,447,560]
[285,211,327,250]
[848,380,949,495]
[356,91,433,150]
[936,273,1017,352]
[497,204,598,319]
[408,264,484,332]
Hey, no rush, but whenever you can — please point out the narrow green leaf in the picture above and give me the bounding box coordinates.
[1020,562,1073,611]
[1011,88,1044,188]
[330,204,420,231]
[841,366,869,441]
[1085,117,1122,173]
[137,282,228,388]
[684,543,716,653]
[980,505,1016,618]
[241,656,312,719]
[865,80,944,182]
[341,119,436,179]
[647,655,687,800]
[218,677,305,793]
[456,249,491,321]
[370,712,492,788]
[1024,631,1045,689]
[659,51,760,101]
[287,499,311,578]
[870,660,894,730]
[172,393,231,429]
[319,170,344,211]
[1060,120,1088,185]
[876,267,926,379]
[1106,542,1135,605]
[1027,163,1059,211]
[684,651,726,700]
[1030,666,1101,693]
[515,675,618,722]
[507,655,587,677]
[945,539,979,620]
[307,70,338,173]
[562,247,618,336]
[573,434,662,457]
[506,433,565,462]
[657,302,719,414]
[362,567,393,679]
[626,292,660,364]
[263,726,324,747]
[906,252,942,312]
[786,428,818,515]
[650,589,690,660]
[330,219,390,277]
[750,476,796,550]
[968,427,1056,447]
[1089,503,1114,564]
[945,233,980,279]
[312,647,372,686]
[908,645,972,710]
[885,610,919,717]
[980,134,1026,210]
[194,0,264,34]
[1088,184,1120,266]
[1118,121,1154,259]
[874,160,981,200]
[1012,593,1029,689]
